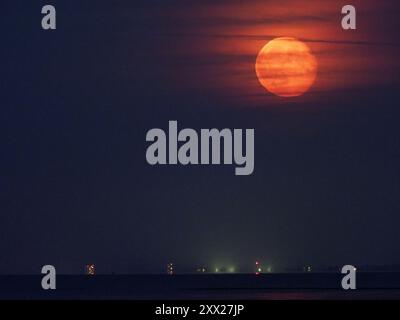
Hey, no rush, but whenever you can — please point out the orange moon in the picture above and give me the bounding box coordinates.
[255,37,317,97]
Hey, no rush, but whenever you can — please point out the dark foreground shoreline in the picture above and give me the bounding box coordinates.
[1,273,400,300]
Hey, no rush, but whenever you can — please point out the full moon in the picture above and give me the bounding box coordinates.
[255,37,317,97]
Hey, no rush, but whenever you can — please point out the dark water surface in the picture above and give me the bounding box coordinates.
[1,273,400,300]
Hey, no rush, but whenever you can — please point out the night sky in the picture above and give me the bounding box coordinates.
[1,1,400,274]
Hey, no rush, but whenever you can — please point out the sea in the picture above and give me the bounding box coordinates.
[1,273,400,300]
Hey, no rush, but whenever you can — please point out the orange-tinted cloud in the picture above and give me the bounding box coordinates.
[141,0,400,106]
